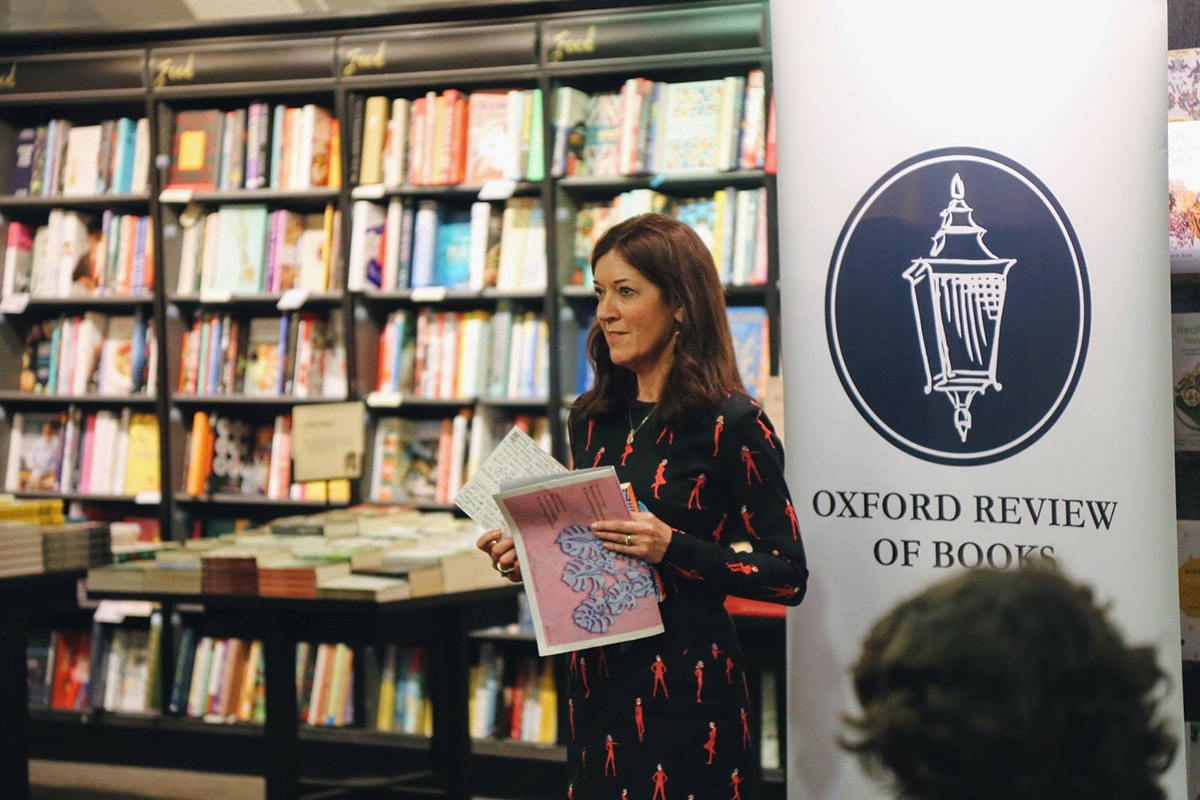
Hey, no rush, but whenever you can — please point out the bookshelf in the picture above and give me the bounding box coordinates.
[0,3,787,798]
[0,50,165,541]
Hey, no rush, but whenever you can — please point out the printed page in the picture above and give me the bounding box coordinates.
[494,466,664,656]
[453,425,566,532]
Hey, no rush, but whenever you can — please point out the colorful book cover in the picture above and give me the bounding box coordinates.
[1179,519,1200,661]
[166,109,223,191]
[583,91,622,177]
[432,208,473,288]
[1174,312,1200,451]
[465,90,513,185]
[726,305,769,402]
[658,79,725,172]
[494,466,664,657]
[123,412,160,495]
[242,317,283,397]
[213,204,270,293]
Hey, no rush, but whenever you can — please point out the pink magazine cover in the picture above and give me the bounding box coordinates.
[495,466,664,656]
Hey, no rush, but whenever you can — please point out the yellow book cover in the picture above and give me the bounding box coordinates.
[333,644,353,727]
[236,639,263,721]
[538,658,557,744]
[376,644,397,732]
[123,412,160,495]
[358,95,388,185]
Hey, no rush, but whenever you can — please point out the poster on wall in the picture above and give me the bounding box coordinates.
[769,2,1186,798]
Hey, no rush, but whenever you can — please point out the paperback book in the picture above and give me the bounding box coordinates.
[493,466,663,656]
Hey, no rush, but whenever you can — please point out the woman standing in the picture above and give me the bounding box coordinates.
[481,212,807,799]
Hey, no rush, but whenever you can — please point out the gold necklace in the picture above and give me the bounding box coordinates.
[626,404,656,445]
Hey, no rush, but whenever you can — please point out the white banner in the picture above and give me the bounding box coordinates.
[770,2,1186,798]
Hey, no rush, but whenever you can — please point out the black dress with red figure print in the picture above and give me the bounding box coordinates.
[565,391,807,800]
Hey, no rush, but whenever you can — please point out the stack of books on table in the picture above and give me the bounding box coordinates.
[42,522,112,571]
[86,561,148,592]
[201,543,291,596]
[316,572,411,602]
[270,511,362,539]
[142,548,204,594]
[0,522,44,577]
[257,558,352,598]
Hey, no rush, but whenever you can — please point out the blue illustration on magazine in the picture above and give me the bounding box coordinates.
[558,524,658,634]
[826,147,1090,465]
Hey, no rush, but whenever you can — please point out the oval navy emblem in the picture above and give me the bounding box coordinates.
[826,148,1090,465]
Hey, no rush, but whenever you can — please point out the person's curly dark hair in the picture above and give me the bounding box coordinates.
[842,567,1176,800]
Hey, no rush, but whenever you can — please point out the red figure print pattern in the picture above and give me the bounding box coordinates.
[562,392,808,799]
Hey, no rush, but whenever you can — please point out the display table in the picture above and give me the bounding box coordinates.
[73,584,521,800]
[0,571,87,800]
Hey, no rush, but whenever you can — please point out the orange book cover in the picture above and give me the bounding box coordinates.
[185,411,211,496]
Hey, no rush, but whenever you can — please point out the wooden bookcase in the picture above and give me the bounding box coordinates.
[0,3,788,798]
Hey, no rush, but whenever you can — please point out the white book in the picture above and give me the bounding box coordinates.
[104,629,128,711]
[130,118,151,193]
[61,124,102,197]
[437,312,459,399]
[468,201,493,291]
[382,97,411,188]
[297,212,328,291]
[72,312,108,395]
[382,197,404,291]
[520,204,547,291]
[203,638,228,720]
[33,211,64,297]
[447,410,470,500]
[4,411,24,491]
[88,410,117,495]
[187,636,215,718]
[321,310,348,398]
[346,200,385,291]
[408,200,439,289]
[58,211,93,297]
[110,407,132,495]
[175,212,204,295]
[504,90,526,181]
[199,211,223,293]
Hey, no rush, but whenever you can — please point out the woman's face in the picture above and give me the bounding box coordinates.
[593,251,681,380]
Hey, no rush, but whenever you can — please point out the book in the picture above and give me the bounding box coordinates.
[465,90,514,185]
[726,305,770,402]
[317,573,411,602]
[11,126,38,196]
[3,220,35,296]
[7,411,66,492]
[358,95,390,186]
[493,466,662,656]
[551,85,589,177]
[166,109,223,191]
[1175,312,1200,451]
[432,206,473,288]
[213,204,270,292]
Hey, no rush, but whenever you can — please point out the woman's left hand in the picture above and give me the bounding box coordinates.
[593,510,673,565]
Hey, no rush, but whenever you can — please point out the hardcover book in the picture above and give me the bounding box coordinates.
[166,109,223,191]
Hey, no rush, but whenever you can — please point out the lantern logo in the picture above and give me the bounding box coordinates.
[826,148,1090,466]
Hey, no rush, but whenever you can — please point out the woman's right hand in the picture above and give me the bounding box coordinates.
[475,528,522,582]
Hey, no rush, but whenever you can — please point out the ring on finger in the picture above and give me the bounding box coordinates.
[625,534,632,546]
[498,564,516,577]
